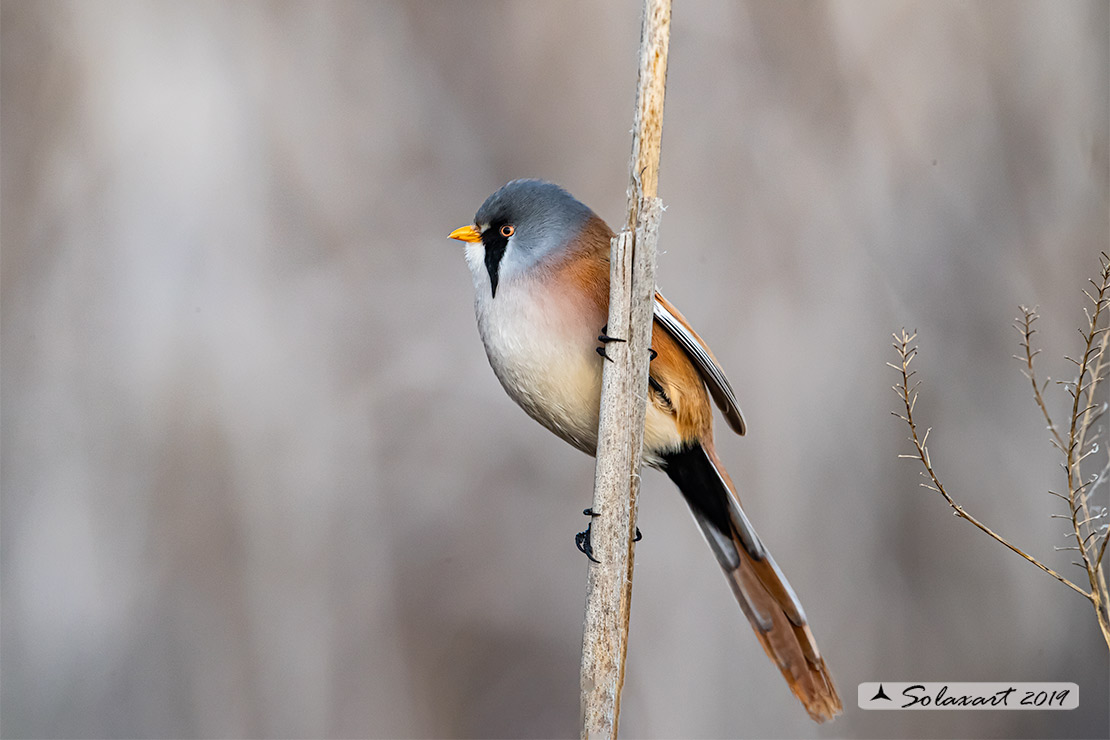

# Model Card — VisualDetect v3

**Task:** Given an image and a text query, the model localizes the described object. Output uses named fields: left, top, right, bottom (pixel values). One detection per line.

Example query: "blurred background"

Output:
left=2, top=1, right=1107, bottom=738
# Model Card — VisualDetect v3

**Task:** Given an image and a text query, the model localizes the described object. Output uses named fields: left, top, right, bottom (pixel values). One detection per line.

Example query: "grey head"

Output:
left=472, top=179, right=595, bottom=298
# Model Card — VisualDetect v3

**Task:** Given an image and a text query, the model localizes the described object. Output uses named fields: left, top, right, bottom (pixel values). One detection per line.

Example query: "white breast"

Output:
left=469, top=255, right=604, bottom=454
left=465, top=243, right=684, bottom=463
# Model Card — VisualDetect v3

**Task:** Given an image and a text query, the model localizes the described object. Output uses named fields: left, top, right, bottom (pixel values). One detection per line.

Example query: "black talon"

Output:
left=575, top=521, right=600, bottom=563
left=576, top=508, right=641, bottom=562
left=648, top=375, right=673, bottom=409
left=598, top=324, right=626, bottom=344
left=577, top=508, right=601, bottom=562
left=597, top=325, right=626, bottom=363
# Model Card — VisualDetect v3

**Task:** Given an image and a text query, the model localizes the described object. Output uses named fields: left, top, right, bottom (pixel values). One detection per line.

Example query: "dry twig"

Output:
left=889, top=330, right=1088, bottom=598
left=890, top=252, right=1110, bottom=649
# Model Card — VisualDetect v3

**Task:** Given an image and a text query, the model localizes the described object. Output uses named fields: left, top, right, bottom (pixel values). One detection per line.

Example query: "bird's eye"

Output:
left=500, top=224, right=515, bottom=237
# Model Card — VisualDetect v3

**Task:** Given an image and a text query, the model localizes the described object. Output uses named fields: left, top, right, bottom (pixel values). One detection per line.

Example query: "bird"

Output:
left=448, top=179, right=841, bottom=723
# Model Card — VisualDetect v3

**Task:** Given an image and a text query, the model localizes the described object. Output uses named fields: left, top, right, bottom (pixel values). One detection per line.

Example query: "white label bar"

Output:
left=858, top=683, right=1078, bottom=710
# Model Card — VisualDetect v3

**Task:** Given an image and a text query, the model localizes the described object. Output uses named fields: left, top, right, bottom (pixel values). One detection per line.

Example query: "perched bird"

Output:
left=449, top=179, right=841, bottom=722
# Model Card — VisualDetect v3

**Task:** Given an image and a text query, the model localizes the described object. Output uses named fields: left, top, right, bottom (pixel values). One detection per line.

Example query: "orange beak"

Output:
left=448, top=224, right=482, bottom=243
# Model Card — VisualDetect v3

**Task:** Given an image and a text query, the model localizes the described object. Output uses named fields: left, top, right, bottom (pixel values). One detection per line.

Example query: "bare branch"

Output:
left=1017, top=306, right=1065, bottom=449
left=1065, top=253, right=1110, bottom=602
left=890, top=329, right=1089, bottom=599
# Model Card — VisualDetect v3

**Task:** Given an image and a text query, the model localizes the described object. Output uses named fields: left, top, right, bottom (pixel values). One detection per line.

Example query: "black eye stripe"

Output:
left=482, top=223, right=511, bottom=298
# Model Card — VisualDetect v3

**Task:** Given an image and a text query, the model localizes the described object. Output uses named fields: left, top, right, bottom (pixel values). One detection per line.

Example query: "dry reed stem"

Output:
left=580, top=1, right=671, bottom=737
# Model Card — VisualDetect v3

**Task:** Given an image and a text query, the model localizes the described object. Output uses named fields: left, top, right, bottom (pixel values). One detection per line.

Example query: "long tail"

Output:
left=661, top=442, right=842, bottom=723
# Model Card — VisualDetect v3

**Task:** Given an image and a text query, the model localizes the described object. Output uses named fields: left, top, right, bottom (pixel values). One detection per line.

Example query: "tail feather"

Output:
left=662, top=443, right=842, bottom=723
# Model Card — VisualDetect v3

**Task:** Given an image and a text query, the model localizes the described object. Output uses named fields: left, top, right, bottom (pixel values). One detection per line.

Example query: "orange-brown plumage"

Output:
left=552, top=215, right=717, bottom=451
left=703, top=443, right=842, bottom=722
left=646, top=326, right=714, bottom=443
left=550, top=215, right=611, bottom=318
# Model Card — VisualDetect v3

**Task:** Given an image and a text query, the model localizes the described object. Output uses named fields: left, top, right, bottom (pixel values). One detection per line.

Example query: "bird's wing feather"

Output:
left=654, top=292, right=746, bottom=435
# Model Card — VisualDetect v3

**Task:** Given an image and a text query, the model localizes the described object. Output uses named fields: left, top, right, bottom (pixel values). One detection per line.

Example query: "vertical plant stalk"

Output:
left=1063, top=254, right=1110, bottom=640
left=580, top=1, right=671, bottom=737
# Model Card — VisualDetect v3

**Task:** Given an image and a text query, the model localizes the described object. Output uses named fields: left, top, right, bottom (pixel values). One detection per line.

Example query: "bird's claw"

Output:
left=575, top=508, right=642, bottom=562
left=575, top=522, right=600, bottom=563
left=596, top=324, right=626, bottom=362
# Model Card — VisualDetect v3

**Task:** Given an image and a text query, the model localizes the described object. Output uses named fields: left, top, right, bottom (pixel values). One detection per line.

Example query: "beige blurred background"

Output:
left=2, top=1, right=1107, bottom=738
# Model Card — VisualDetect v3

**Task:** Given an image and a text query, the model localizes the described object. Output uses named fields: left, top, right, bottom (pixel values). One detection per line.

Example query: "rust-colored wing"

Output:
left=654, top=292, right=746, bottom=435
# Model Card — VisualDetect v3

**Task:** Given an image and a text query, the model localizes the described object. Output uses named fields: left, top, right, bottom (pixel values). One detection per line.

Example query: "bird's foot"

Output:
left=596, top=324, right=626, bottom=362
left=575, top=508, right=642, bottom=563
left=595, top=326, right=657, bottom=364
left=576, top=508, right=600, bottom=562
